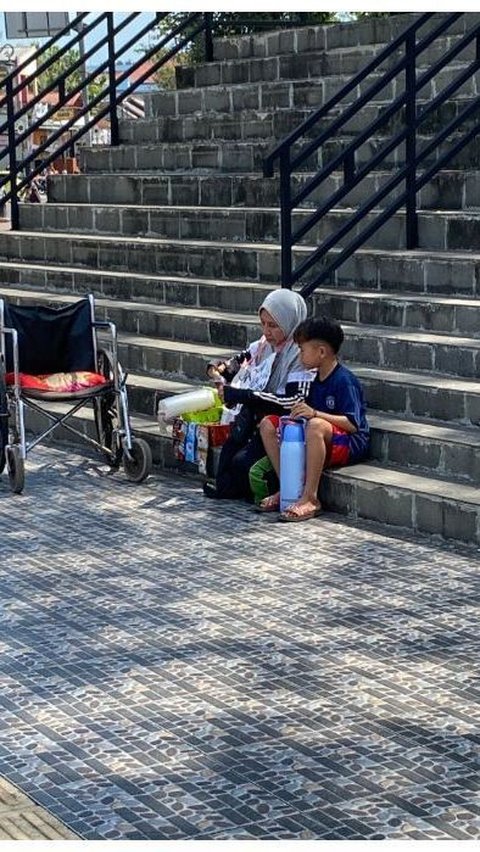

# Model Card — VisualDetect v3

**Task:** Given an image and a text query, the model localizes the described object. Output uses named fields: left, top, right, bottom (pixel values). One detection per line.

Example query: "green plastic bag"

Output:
left=249, top=455, right=279, bottom=505
left=182, top=389, right=223, bottom=424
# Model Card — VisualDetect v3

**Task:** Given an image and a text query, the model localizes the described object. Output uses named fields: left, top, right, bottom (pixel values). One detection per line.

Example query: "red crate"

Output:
left=208, top=423, right=231, bottom=447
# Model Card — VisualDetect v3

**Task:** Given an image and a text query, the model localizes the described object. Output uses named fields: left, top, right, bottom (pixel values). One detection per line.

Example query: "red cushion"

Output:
left=5, top=371, right=108, bottom=393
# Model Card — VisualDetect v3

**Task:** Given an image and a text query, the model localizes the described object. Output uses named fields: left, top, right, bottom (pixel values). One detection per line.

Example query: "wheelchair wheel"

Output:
left=93, top=349, right=122, bottom=468
left=0, top=368, right=7, bottom=476
left=6, top=445, right=24, bottom=494
left=123, top=437, right=152, bottom=483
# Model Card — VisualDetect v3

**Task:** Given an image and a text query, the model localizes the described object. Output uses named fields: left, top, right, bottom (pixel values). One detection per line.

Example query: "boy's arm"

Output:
left=290, top=400, right=357, bottom=432
left=291, top=372, right=365, bottom=433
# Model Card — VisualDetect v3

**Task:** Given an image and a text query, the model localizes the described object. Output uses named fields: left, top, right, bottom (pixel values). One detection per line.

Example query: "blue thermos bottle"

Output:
left=279, top=417, right=306, bottom=512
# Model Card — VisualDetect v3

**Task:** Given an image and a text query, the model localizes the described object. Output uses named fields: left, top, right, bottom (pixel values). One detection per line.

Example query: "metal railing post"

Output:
left=204, top=13, right=213, bottom=62
left=5, top=76, right=18, bottom=229
left=279, top=150, right=293, bottom=288
left=107, top=13, right=119, bottom=146
left=405, top=30, right=418, bottom=249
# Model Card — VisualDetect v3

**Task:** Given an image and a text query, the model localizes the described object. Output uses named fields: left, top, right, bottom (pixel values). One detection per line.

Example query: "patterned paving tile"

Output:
left=0, top=445, right=479, bottom=838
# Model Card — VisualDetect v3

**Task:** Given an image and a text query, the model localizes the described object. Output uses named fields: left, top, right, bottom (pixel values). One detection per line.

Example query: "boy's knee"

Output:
left=259, top=416, right=277, bottom=436
left=307, top=417, right=332, bottom=439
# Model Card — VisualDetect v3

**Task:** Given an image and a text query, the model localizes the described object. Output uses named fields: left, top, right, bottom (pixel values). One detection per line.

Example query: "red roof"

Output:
left=40, top=90, right=84, bottom=109
left=126, top=59, right=157, bottom=85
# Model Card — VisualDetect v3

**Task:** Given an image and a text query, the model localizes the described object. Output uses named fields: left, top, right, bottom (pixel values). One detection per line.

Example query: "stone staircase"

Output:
left=2, top=12, right=480, bottom=544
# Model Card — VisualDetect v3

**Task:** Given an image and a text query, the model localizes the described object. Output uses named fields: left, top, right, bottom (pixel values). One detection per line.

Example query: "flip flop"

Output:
left=255, top=494, right=280, bottom=513
left=278, top=506, right=322, bottom=523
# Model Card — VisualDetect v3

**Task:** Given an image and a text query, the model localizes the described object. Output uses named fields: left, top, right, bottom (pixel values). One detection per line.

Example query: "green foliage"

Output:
left=353, top=13, right=400, bottom=18
left=146, top=47, right=190, bottom=90
left=149, top=12, right=337, bottom=68
left=200, top=12, right=336, bottom=36
left=35, top=44, right=107, bottom=107
left=144, top=12, right=401, bottom=87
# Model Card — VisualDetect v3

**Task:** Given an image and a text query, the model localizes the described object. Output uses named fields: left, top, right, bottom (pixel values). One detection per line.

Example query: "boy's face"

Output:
left=298, top=339, right=332, bottom=369
left=259, top=309, right=286, bottom=347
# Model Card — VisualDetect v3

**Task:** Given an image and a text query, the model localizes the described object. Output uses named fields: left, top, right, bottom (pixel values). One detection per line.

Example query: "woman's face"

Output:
left=260, top=309, right=286, bottom=348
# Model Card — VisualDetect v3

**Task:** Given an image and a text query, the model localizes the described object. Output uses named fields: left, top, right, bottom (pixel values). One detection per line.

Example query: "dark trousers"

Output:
left=215, top=430, right=266, bottom=501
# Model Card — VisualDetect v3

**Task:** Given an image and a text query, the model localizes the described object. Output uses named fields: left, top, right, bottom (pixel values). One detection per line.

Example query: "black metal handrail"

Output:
left=263, top=13, right=480, bottom=297
left=0, top=12, right=214, bottom=228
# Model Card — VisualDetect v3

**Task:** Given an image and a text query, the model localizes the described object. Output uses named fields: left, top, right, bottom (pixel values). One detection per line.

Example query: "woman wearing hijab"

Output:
left=204, top=288, right=309, bottom=501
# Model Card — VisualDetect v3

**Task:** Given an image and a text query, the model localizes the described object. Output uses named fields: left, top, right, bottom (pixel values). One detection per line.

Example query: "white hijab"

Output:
left=258, top=289, right=307, bottom=393
left=259, top=289, right=308, bottom=339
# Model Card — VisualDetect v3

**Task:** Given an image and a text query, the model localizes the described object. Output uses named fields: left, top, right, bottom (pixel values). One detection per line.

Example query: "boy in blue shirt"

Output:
left=255, top=316, right=369, bottom=521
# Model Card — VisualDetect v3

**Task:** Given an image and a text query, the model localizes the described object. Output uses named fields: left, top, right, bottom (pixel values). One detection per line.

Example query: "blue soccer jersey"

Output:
left=305, top=364, right=370, bottom=461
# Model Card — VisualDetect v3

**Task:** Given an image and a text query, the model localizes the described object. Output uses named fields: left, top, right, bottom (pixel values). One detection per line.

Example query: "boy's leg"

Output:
left=259, top=416, right=280, bottom=476
left=281, top=418, right=333, bottom=520
left=257, top=415, right=281, bottom=510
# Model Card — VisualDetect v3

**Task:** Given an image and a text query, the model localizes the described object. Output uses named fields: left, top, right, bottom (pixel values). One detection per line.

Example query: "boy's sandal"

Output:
left=278, top=503, right=322, bottom=523
left=255, top=493, right=280, bottom=513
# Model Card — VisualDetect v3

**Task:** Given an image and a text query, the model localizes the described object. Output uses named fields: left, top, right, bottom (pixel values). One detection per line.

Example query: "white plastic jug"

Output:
left=279, top=417, right=306, bottom=512
left=157, top=387, right=216, bottom=422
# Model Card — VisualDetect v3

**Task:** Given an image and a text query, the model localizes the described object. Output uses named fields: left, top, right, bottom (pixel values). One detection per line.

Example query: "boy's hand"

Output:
left=215, top=382, right=225, bottom=402
left=290, top=401, right=316, bottom=419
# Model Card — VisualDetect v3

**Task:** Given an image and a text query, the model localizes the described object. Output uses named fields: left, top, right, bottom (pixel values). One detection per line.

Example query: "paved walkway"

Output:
left=0, top=775, right=76, bottom=839
left=0, top=444, right=480, bottom=840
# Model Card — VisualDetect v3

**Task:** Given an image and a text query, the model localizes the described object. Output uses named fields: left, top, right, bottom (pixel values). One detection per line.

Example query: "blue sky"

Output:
left=0, top=12, right=155, bottom=64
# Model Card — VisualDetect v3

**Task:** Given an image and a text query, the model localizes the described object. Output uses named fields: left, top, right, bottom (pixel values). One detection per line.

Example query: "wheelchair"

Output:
left=0, top=294, right=152, bottom=493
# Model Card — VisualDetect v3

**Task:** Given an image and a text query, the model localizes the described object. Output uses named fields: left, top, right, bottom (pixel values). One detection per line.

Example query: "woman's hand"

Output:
left=290, top=401, right=316, bottom=419
left=207, top=365, right=225, bottom=382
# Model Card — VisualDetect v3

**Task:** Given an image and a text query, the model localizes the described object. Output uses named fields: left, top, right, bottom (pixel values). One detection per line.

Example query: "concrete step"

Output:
left=355, top=364, right=480, bottom=425
left=78, top=132, right=480, bottom=175
left=147, top=69, right=480, bottom=128
left=211, top=14, right=479, bottom=60
left=5, top=272, right=480, bottom=345
left=323, top=460, right=480, bottom=545
left=19, top=203, right=480, bottom=253
left=27, top=399, right=480, bottom=546
left=212, top=14, right=420, bottom=59
left=53, top=356, right=480, bottom=485
left=4, top=283, right=480, bottom=390
left=3, top=231, right=480, bottom=297
left=108, top=364, right=480, bottom=487
left=121, top=96, right=480, bottom=148
left=4, top=285, right=480, bottom=492
left=6, top=279, right=480, bottom=381
left=2, top=275, right=480, bottom=338
left=340, top=93, right=478, bottom=136
left=342, top=325, right=480, bottom=379
left=0, top=286, right=257, bottom=350
left=369, top=411, right=480, bottom=484
left=119, top=108, right=316, bottom=146
left=182, top=44, right=399, bottom=89
left=174, top=50, right=480, bottom=98
left=0, top=262, right=273, bottom=313
left=78, top=139, right=278, bottom=174
left=47, top=169, right=480, bottom=212
left=31, top=364, right=480, bottom=486
left=125, top=377, right=480, bottom=486
left=315, top=288, right=480, bottom=336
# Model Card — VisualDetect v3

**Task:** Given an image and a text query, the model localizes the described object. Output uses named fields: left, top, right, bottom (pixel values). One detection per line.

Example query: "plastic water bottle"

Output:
left=279, top=417, right=306, bottom=512
left=158, top=387, right=216, bottom=422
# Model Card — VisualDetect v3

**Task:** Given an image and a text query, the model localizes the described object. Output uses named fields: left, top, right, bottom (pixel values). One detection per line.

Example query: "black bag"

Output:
left=230, top=404, right=256, bottom=446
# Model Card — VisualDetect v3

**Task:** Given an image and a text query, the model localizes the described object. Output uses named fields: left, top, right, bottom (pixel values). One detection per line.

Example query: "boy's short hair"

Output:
left=294, top=316, right=344, bottom=353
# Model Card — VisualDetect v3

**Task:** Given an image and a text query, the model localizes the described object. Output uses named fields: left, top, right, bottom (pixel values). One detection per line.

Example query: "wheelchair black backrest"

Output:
left=3, top=297, right=96, bottom=375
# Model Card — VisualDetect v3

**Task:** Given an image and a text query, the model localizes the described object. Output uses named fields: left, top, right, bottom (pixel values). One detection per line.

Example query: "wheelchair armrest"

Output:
left=92, top=322, right=119, bottom=387
left=93, top=320, right=117, bottom=335
left=1, top=327, right=20, bottom=388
